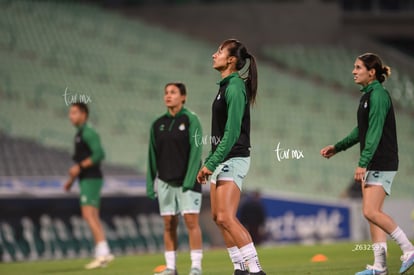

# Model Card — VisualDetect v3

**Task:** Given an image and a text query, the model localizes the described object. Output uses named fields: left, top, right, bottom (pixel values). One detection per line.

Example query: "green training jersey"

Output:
left=147, top=107, right=203, bottom=199
left=72, top=123, right=105, bottom=179
left=204, top=72, right=251, bottom=172
left=335, top=80, right=398, bottom=170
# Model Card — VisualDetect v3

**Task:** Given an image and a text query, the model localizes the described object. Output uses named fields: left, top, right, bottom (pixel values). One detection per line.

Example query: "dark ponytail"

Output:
left=358, top=53, right=391, bottom=83
left=221, top=39, right=258, bottom=105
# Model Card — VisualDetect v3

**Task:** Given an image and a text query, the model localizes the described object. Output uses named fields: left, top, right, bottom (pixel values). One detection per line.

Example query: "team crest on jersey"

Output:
left=159, top=124, right=165, bottom=131
left=363, top=101, right=368, bottom=109
left=179, top=123, right=186, bottom=131
left=217, top=94, right=221, bottom=100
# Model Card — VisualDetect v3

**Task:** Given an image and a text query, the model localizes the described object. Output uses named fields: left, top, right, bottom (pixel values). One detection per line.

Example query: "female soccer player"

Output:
left=64, top=102, right=114, bottom=269
left=321, top=53, right=414, bottom=275
left=147, top=83, right=203, bottom=275
left=197, top=39, right=266, bottom=275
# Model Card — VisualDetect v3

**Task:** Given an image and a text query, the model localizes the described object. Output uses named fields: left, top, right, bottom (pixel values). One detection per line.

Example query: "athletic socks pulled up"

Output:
left=391, top=226, right=414, bottom=254
left=239, top=243, right=263, bottom=273
left=165, top=251, right=177, bottom=270
left=190, top=249, right=203, bottom=270
left=165, top=250, right=201, bottom=271
left=227, top=246, right=246, bottom=271
left=95, top=240, right=110, bottom=258
left=373, top=242, right=387, bottom=269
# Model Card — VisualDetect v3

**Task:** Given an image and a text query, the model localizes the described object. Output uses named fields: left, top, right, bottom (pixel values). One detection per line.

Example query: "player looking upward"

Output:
left=197, top=39, right=266, bottom=275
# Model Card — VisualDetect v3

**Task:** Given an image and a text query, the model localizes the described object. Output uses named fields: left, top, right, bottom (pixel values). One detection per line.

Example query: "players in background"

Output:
left=197, top=39, right=266, bottom=275
left=147, top=83, right=203, bottom=275
left=321, top=53, right=414, bottom=275
left=64, top=102, right=114, bottom=269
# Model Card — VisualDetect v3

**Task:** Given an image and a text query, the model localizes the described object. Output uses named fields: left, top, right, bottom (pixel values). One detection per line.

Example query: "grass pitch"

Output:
left=0, top=242, right=407, bottom=275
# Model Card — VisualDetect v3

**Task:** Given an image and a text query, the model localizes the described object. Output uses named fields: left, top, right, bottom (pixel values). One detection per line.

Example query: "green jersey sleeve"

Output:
left=82, top=126, right=105, bottom=164
left=183, top=111, right=203, bottom=190
left=358, top=90, right=390, bottom=168
left=146, top=123, right=157, bottom=199
left=204, top=82, right=246, bottom=172
left=334, top=127, right=359, bottom=153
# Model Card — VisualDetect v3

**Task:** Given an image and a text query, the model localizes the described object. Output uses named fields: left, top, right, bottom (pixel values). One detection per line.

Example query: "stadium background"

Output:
left=0, top=0, right=414, bottom=263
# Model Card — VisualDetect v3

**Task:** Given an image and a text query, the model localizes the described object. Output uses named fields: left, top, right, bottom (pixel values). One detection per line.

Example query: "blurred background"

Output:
left=0, top=0, right=413, bottom=262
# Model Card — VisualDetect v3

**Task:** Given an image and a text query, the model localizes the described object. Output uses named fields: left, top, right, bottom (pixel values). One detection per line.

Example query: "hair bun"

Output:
left=358, top=53, right=390, bottom=83
left=382, top=65, right=391, bottom=77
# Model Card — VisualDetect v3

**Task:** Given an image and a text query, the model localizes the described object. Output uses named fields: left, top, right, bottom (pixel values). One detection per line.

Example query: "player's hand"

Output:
left=64, top=179, right=74, bottom=192
left=354, top=167, right=367, bottom=183
left=146, top=190, right=157, bottom=200
left=320, top=145, right=337, bottom=159
left=69, top=164, right=81, bottom=178
left=197, top=166, right=212, bottom=184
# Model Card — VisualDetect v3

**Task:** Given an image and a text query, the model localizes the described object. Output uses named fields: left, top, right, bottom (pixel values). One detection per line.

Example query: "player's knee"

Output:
left=214, top=213, right=232, bottom=229
left=81, top=209, right=93, bottom=221
left=363, top=207, right=379, bottom=222
left=185, top=220, right=198, bottom=231
left=184, top=216, right=198, bottom=230
left=163, top=216, right=178, bottom=232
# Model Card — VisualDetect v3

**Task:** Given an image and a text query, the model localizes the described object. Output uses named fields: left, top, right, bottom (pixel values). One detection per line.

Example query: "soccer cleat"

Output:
left=355, top=264, right=388, bottom=275
left=155, top=268, right=178, bottom=275
left=84, top=254, right=114, bottom=269
left=249, top=271, right=266, bottom=275
left=400, top=250, right=414, bottom=274
left=233, top=270, right=249, bottom=275
left=189, top=268, right=202, bottom=275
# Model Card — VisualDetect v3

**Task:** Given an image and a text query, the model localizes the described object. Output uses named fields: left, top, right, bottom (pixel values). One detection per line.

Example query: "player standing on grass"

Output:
left=321, top=53, right=414, bottom=275
left=147, top=83, right=204, bottom=275
left=64, top=102, right=114, bottom=269
left=197, top=39, right=266, bottom=275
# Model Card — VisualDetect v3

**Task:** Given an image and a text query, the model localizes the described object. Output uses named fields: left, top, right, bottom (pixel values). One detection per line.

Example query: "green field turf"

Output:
left=0, top=242, right=409, bottom=275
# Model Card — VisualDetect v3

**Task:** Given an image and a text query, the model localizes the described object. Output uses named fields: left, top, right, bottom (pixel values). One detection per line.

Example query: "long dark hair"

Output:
left=358, top=53, right=391, bottom=83
left=221, top=39, right=258, bottom=105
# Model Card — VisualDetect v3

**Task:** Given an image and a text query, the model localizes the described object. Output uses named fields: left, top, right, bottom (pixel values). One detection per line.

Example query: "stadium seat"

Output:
left=21, top=216, right=40, bottom=261
left=0, top=222, right=25, bottom=261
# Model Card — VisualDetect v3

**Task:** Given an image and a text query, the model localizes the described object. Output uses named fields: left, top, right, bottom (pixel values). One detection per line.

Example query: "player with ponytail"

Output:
left=321, top=53, right=414, bottom=275
left=197, top=39, right=265, bottom=275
